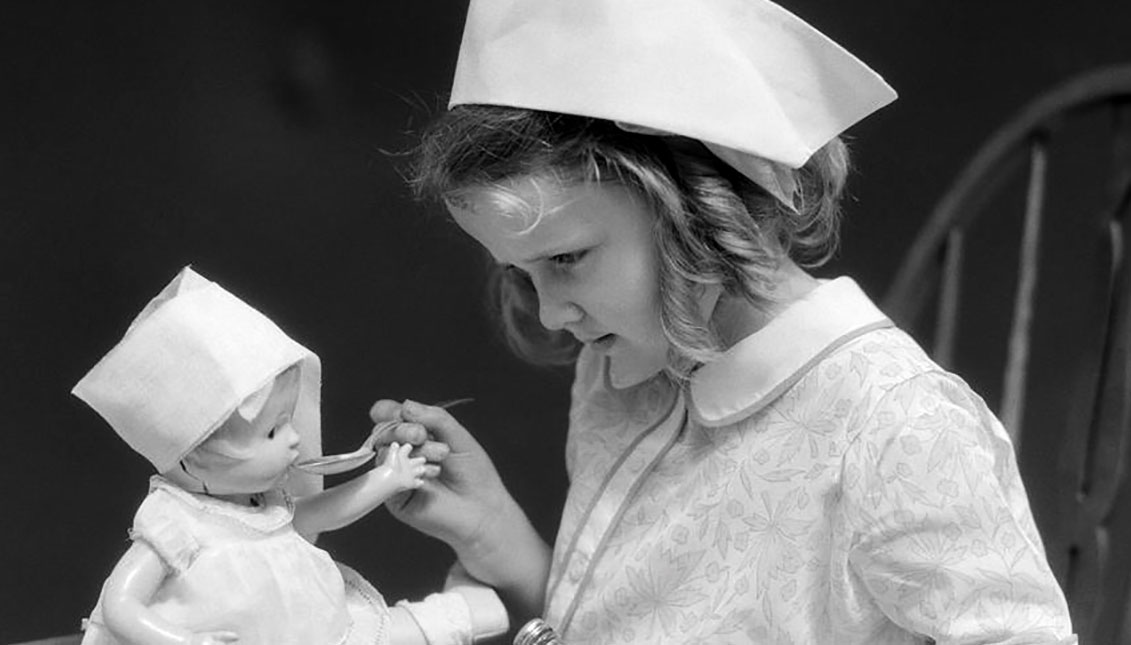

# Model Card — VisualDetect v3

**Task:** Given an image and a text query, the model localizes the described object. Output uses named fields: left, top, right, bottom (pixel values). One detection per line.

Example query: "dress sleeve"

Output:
left=129, top=488, right=201, bottom=575
left=841, top=371, right=1076, bottom=644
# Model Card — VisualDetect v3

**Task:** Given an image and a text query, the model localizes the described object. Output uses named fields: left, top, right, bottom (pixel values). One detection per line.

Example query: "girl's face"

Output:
left=449, top=177, right=668, bottom=383
left=196, top=368, right=302, bottom=498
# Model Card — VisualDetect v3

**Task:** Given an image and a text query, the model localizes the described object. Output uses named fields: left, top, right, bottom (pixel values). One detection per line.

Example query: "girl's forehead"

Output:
left=452, top=177, right=642, bottom=230
left=449, top=178, right=627, bottom=261
left=450, top=176, right=573, bottom=224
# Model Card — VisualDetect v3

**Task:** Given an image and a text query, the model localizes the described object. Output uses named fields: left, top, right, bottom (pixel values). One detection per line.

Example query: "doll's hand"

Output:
left=189, top=631, right=240, bottom=644
left=378, top=442, right=428, bottom=492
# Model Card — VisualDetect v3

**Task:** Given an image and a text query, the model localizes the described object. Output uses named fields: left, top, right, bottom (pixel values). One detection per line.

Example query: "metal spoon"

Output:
left=293, top=398, right=473, bottom=476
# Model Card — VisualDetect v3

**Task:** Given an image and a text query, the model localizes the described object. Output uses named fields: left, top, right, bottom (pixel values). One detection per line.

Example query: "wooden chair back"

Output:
left=883, top=65, right=1131, bottom=644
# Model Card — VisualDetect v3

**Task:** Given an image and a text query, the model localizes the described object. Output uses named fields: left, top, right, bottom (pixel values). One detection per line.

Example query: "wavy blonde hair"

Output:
left=412, top=106, right=850, bottom=380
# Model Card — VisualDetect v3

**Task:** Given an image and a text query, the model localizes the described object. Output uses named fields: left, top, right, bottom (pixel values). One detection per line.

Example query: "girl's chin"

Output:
left=607, top=340, right=669, bottom=389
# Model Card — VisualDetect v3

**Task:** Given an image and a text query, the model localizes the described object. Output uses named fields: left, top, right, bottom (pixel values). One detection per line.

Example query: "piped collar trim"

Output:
left=688, top=277, right=892, bottom=427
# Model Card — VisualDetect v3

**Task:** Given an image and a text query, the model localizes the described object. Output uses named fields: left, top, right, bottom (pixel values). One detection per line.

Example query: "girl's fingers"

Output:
left=369, top=399, right=402, bottom=424
left=412, top=440, right=451, bottom=462
left=388, top=422, right=429, bottom=446
left=400, top=399, right=477, bottom=449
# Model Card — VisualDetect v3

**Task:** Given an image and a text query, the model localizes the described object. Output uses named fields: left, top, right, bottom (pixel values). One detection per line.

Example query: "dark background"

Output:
left=2, top=1, right=1129, bottom=642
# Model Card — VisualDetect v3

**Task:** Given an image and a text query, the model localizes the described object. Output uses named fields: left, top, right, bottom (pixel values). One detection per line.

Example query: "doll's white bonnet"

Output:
left=72, top=266, right=323, bottom=497
left=449, top=0, right=897, bottom=206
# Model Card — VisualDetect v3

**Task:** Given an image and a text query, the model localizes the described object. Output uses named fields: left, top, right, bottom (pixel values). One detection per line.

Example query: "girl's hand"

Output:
left=369, top=400, right=513, bottom=550
left=377, top=442, right=428, bottom=492
left=190, top=631, right=240, bottom=644
left=369, top=399, right=550, bottom=613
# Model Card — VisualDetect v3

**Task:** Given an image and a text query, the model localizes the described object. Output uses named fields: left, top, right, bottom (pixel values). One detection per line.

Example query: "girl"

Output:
left=75, top=267, right=506, bottom=645
left=372, top=0, right=1077, bottom=643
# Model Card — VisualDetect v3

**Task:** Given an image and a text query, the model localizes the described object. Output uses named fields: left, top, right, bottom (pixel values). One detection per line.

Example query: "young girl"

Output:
left=370, top=0, right=1078, bottom=643
left=74, top=267, right=507, bottom=645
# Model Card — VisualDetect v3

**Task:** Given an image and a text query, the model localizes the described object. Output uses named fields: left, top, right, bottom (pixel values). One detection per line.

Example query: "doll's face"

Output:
left=191, top=367, right=302, bottom=498
left=449, top=176, right=669, bottom=382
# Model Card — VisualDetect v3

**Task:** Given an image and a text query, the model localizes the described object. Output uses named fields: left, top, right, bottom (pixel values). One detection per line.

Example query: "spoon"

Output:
left=293, top=398, right=473, bottom=476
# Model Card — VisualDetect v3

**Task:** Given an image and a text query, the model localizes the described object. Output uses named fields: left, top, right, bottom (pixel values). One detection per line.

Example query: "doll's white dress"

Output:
left=81, top=476, right=388, bottom=645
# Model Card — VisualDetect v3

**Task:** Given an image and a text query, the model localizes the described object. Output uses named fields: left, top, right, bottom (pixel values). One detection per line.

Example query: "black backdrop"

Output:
left=2, top=1, right=1128, bottom=642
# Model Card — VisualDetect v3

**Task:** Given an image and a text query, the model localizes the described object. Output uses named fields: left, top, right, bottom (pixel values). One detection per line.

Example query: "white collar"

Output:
left=688, top=277, right=892, bottom=427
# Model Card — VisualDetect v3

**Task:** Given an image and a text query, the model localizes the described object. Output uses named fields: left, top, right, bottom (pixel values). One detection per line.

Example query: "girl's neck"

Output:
left=711, top=260, right=819, bottom=349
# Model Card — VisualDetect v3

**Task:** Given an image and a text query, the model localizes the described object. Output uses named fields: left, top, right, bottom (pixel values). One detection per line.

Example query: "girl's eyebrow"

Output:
left=517, top=241, right=589, bottom=265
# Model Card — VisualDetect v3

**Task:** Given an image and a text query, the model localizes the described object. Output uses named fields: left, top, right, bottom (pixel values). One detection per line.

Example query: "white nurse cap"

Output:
left=449, top=0, right=897, bottom=206
left=72, top=266, right=323, bottom=497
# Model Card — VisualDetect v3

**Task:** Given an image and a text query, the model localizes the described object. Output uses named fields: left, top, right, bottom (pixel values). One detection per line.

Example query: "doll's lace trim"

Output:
left=339, top=562, right=390, bottom=645
left=146, top=475, right=293, bottom=533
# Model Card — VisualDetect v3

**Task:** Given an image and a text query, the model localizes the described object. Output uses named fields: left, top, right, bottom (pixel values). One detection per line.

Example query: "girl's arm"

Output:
left=844, top=375, right=1075, bottom=642
left=293, top=442, right=426, bottom=537
left=372, top=400, right=553, bottom=622
left=101, top=542, right=239, bottom=645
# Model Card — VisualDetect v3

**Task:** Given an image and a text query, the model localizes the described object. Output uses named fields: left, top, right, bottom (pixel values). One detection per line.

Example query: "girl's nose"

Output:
left=538, top=294, right=584, bottom=331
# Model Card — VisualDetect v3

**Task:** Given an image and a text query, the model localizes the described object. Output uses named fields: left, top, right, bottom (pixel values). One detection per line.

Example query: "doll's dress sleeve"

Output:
left=128, top=479, right=203, bottom=573
left=79, top=479, right=203, bottom=645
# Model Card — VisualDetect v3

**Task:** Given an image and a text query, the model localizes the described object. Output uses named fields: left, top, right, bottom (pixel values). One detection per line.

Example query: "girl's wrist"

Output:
left=453, top=497, right=551, bottom=617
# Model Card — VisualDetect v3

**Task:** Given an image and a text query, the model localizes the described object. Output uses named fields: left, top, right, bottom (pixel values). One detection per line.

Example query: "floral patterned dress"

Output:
left=544, top=277, right=1075, bottom=644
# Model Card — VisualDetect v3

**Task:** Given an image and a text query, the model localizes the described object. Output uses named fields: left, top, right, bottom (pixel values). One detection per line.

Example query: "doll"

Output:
left=74, top=266, right=507, bottom=645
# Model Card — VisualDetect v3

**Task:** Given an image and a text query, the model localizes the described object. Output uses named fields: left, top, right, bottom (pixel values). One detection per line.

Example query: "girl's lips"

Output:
left=591, top=333, right=616, bottom=351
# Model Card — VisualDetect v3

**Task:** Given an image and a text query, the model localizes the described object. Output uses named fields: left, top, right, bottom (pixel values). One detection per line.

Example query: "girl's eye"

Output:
left=549, top=250, right=587, bottom=267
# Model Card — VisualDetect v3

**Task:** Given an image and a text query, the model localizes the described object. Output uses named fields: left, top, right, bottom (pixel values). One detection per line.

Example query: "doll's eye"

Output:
left=267, top=427, right=277, bottom=439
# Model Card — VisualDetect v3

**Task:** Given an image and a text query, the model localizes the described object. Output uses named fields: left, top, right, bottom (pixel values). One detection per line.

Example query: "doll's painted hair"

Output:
left=411, top=105, right=850, bottom=379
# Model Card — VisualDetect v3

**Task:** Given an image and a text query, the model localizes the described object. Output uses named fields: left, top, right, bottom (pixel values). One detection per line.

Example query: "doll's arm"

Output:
left=385, top=581, right=511, bottom=645
left=100, top=541, right=239, bottom=645
left=293, top=442, right=426, bottom=537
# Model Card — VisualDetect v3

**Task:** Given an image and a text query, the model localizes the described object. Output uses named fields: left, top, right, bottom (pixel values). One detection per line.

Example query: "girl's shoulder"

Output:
left=814, top=325, right=947, bottom=399
left=829, top=326, right=1006, bottom=448
left=792, top=325, right=984, bottom=432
